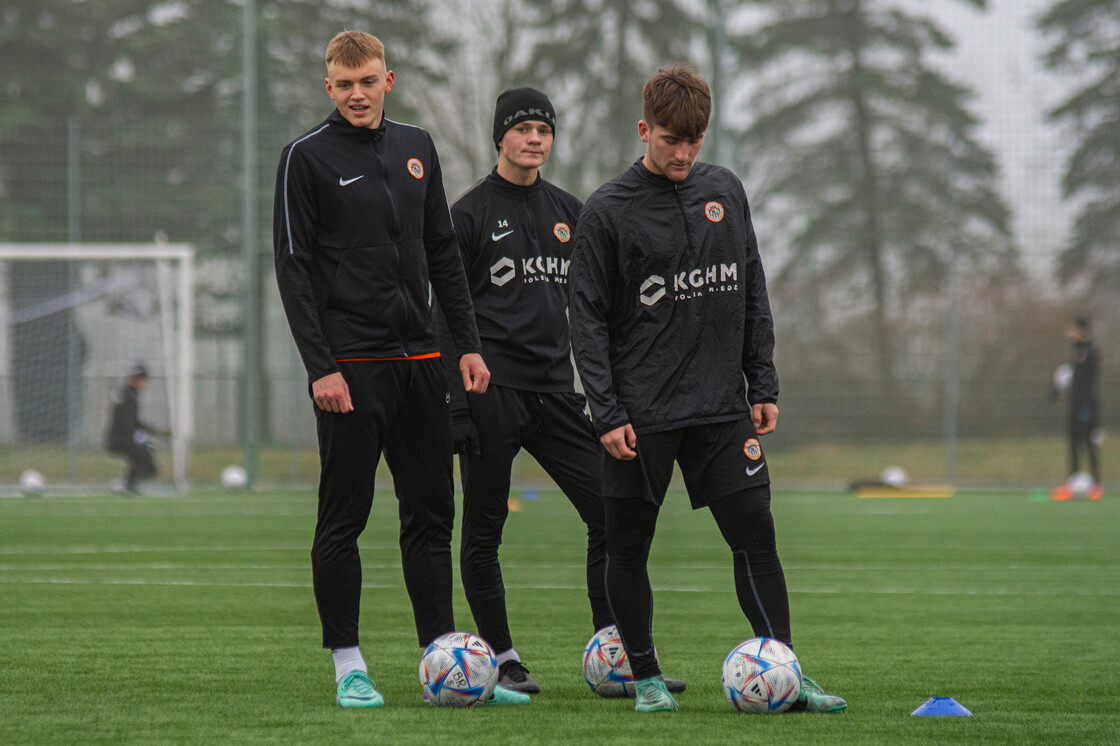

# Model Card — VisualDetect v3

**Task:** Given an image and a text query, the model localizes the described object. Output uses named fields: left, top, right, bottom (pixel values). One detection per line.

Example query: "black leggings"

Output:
left=604, top=484, right=791, bottom=679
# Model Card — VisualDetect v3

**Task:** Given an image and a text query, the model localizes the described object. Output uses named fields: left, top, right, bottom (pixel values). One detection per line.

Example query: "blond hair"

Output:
left=325, top=31, right=385, bottom=69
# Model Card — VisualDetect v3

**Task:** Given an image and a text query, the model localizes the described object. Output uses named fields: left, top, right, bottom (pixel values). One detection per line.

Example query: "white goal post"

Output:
left=0, top=243, right=194, bottom=493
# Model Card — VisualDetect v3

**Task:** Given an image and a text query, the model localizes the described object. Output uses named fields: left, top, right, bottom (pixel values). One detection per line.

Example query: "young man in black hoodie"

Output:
left=273, top=30, right=526, bottom=708
left=570, top=64, right=846, bottom=714
left=441, top=88, right=685, bottom=697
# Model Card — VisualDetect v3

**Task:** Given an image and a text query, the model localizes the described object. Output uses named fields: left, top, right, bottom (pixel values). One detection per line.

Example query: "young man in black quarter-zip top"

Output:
left=437, top=88, right=686, bottom=697
left=273, top=30, right=528, bottom=709
left=569, top=64, right=847, bottom=714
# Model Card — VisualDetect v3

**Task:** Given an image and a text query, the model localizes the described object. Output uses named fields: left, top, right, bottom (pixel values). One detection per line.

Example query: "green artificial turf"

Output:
left=1, top=488, right=1117, bottom=744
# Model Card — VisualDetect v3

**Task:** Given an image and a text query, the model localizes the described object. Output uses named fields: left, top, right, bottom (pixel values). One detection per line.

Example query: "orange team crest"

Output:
left=743, top=438, right=762, bottom=460
left=705, top=201, right=725, bottom=222
left=407, top=158, right=424, bottom=179
left=553, top=223, right=571, bottom=242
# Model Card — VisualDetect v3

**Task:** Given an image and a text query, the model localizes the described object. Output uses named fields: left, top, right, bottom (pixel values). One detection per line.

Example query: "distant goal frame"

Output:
left=0, top=243, right=195, bottom=493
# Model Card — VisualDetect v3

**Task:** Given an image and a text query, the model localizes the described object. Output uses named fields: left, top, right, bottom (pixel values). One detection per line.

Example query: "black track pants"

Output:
left=311, top=358, right=456, bottom=650
left=604, top=483, right=790, bottom=679
left=459, top=386, right=611, bottom=654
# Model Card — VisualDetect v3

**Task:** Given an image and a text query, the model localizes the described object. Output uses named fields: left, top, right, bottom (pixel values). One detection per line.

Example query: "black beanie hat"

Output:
left=492, top=87, right=556, bottom=150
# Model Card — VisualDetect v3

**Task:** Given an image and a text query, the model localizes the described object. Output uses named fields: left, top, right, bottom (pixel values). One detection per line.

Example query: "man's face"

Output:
left=325, top=58, right=394, bottom=129
left=639, top=121, right=705, bottom=182
left=498, top=120, right=554, bottom=173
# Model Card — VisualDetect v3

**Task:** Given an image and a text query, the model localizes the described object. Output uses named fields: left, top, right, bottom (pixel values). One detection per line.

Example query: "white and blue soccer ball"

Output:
left=220, top=465, right=249, bottom=491
left=19, top=469, right=45, bottom=496
left=419, top=631, right=498, bottom=707
left=583, top=625, right=635, bottom=698
left=1053, top=363, right=1073, bottom=392
left=722, top=637, right=802, bottom=714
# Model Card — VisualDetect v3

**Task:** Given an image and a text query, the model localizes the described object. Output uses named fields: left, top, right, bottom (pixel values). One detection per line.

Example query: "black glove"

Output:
left=451, top=410, right=481, bottom=459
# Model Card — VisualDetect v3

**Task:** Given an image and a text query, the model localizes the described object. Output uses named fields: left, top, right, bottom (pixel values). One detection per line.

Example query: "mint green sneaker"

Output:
left=634, top=676, right=678, bottom=712
left=794, top=675, right=846, bottom=713
left=485, top=684, right=531, bottom=706
left=336, top=670, right=385, bottom=708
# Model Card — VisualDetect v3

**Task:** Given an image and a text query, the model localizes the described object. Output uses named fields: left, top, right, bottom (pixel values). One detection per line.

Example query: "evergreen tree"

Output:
left=1038, top=0, right=1120, bottom=293
left=730, top=0, right=1014, bottom=392
left=513, top=0, right=703, bottom=195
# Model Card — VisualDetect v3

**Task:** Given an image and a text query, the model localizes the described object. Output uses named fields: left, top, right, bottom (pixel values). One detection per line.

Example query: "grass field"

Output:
left=2, top=486, right=1118, bottom=745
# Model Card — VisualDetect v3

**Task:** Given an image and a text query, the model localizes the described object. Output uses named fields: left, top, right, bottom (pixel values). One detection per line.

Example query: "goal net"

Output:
left=0, top=244, right=194, bottom=494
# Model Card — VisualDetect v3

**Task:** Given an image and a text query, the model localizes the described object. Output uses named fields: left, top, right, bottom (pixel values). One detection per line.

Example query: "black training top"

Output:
left=1070, top=339, right=1100, bottom=420
left=570, top=159, right=778, bottom=437
left=446, top=170, right=583, bottom=392
left=273, top=109, right=480, bottom=385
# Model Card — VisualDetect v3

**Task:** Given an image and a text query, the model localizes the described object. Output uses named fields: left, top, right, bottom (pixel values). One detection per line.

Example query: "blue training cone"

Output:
left=911, top=697, right=972, bottom=716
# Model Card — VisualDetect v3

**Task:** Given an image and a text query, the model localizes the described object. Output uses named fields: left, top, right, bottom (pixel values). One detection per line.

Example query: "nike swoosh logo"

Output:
left=339, top=175, right=365, bottom=186
left=745, top=462, right=765, bottom=476
left=491, top=230, right=514, bottom=242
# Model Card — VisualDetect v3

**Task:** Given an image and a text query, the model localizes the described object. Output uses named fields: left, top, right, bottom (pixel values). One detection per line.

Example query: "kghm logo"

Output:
left=640, top=275, right=666, bottom=306
left=705, top=201, right=725, bottom=222
left=490, top=257, right=516, bottom=286
left=407, top=158, right=424, bottom=179
left=672, top=263, right=737, bottom=293
left=553, top=223, right=571, bottom=242
left=640, top=264, right=739, bottom=305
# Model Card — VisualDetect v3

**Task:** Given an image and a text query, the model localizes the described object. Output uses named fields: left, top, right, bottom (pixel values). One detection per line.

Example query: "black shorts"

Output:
left=600, top=417, right=770, bottom=508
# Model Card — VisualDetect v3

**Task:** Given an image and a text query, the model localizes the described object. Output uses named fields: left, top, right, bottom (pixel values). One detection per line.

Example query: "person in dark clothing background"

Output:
left=1051, top=315, right=1104, bottom=501
left=104, top=363, right=158, bottom=494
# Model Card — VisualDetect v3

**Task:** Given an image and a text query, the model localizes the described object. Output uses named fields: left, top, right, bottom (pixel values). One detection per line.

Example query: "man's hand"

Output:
left=312, top=372, right=353, bottom=413
left=451, top=410, right=481, bottom=459
left=601, top=424, right=638, bottom=461
left=460, top=353, right=490, bottom=394
left=752, top=402, right=779, bottom=435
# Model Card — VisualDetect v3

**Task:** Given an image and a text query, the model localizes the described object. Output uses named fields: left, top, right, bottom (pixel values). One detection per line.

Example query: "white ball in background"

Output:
left=1053, top=363, right=1073, bottom=392
left=220, top=465, right=249, bottom=491
left=20, top=469, right=45, bottom=496
left=880, top=466, right=909, bottom=487
left=1068, top=471, right=1094, bottom=497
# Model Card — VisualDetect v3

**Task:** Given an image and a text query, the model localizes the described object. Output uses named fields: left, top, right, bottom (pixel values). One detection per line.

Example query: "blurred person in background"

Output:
left=104, top=363, right=159, bottom=494
left=1051, top=315, right=1103, bottom=501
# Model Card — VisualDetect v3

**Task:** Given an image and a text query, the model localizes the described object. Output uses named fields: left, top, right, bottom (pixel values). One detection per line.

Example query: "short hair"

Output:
left=642, top=63, right=711, bottom=139
left=1073, top=315, right=1091, bottom=331
left=325, top=31, right=385, bottom=70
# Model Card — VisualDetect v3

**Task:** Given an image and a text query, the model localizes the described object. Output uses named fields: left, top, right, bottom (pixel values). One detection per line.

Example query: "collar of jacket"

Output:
left=485, top=168, right=543, bottom=196
left=328, top=108, right=388, bottom=141
left=632, top=157, right=695, bottom=188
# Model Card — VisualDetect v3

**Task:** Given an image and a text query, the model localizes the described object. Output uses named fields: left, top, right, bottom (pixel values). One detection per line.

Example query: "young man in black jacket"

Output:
left=569, top=64, right=846, bottom=713
left=439, top=88, right=685, bottom=696
left=273, top=31, right=524, bottom=708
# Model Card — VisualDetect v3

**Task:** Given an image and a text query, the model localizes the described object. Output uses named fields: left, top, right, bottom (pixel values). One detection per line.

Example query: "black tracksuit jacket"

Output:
left=274, top=110, right=480, bottom=384
left=446, top=170, right=582, bottom=392
left=570, top=159, right=778, bottom=437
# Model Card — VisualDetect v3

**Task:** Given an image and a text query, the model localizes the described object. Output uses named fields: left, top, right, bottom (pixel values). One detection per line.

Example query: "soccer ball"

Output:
left=1053, top=363, right=1073, bottom=392
left=220, top=465, right=249, bottom=490
left=722, top=637, right=802, bottom=714
left=419, top=631, right=498, bottom=707
left=583, top=625, right=635, bottom=698
left=881, top=465, right=908, bottom=487
left=1068, top=471, right=1094, bottom=498
left=19, top=469, right=45, bottom=496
